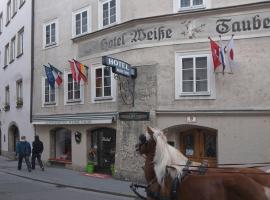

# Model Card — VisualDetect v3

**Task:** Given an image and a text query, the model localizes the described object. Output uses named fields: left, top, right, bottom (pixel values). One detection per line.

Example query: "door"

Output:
left=180, top=129, right=217, bottom=167
left=91, top=128, right=116, bottom=173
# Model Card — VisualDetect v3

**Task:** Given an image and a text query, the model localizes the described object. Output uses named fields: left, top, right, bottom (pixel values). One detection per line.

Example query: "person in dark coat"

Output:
left=16, top=136, right=32, bottom=172
left=31, top=135, right=44, bottom=171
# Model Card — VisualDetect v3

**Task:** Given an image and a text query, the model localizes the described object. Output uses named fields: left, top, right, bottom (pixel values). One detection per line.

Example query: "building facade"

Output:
left=0, top=0, right=34, bottom=157
left=33, top=0, right=270, bottom=181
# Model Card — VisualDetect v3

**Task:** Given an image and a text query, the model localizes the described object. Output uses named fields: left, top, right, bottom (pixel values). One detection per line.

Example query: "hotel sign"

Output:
left=102, top=56, right=137, bottom=78
left=119, top=112, right=150, bottom=121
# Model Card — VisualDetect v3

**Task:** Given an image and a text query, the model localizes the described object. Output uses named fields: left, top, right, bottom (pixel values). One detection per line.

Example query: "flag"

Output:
left=48, top=63, right=63, bottom=86
left=219, top=40, right=226, bottom=74
left=73, top=59, right=88, bottom=84
left=69, top=60, right=77, bottom=82
left=225, top=36, right=234, bottom=64
left=44, top=65, right=55, bottom=88
left=209, top=37, right=221, bottom=71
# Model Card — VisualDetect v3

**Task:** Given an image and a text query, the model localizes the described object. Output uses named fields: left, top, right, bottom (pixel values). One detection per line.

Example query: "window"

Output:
left=12, top=0, right=17, bottom=17
left=175, top=52, right=215, bottom=99
left=43, top=19, right=58, bottom=48
left=16, top=79, right=23, bottom=107
left=19, top=0, right=25, bottom=8
left=99, top=0, right=120, bottom=28
left=44, top=78, right=55, bottom=104
left=178, top=0, right=205, bottom=10
left=6, top=1, right=11, bottom=25
left=72, top=7, right=90, bottom=37
left=67, top=74, right=81, bottom=101
left=4, top=43, right=9, bottom=66
left=17, top=27, right=24, bottom=56
left=5, top=86, right=10, bottom=111
left=0, top=13, right=3, bottom=34
left=10, top=36, right=16, bottom=62
left=95, top=66, right=112, bottom=98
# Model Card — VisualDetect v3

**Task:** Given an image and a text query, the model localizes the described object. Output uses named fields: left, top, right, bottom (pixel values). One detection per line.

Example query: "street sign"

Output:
left=118, top=112, right=150, bottom=121
left=102, top=56, right=137, bottom=78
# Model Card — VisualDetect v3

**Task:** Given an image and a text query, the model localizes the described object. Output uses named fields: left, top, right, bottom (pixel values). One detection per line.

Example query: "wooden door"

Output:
left=180, top=129, right=217, bottom=167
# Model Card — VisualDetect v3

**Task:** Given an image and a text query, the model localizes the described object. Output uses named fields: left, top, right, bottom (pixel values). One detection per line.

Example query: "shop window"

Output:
left=52, top=128, right=72, bottom=161
left=175, top=52, right=216, bottom=99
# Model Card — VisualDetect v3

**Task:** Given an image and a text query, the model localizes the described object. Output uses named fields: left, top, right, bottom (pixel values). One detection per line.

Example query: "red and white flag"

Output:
left=225, top=36, right=234, bottom=63
left=69, top=60, right=78, bottom=82
left=209, top=37, right=221, bottom=71
left=48, top=63, right=63, bottom=86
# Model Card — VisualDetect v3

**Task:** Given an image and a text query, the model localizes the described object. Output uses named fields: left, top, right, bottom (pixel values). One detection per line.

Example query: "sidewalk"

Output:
left=0, top=156, right=136, bottom=198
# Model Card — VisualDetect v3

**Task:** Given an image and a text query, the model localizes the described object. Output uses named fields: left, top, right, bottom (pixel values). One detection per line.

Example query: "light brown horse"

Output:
left=135, top=126, right=270, bottom=200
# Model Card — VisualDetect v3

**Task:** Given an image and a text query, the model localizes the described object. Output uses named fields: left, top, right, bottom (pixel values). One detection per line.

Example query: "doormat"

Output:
left=82, top=173, right=112, bottom=179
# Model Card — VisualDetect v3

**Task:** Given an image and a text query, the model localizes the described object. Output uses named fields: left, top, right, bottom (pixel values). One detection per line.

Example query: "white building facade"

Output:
left=32, top=0, right=270, bottom=181
left=0, top=0, right=34, bottom=157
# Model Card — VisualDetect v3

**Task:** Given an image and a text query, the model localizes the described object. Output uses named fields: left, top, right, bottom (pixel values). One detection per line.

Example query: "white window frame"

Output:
left=173, top=0, right=207, bottom=12
left=64, top=72, right=84, bottom=105
left=6, top=0, right=11, bottom=24
left=10, top=36, right=16, bottom=62
left=91, top=65, right=116, bottom=103
left=72, top=6, right=91, bottom=38
left=98, top=0, right=120, bottom=29
left=12, top=0, right=17, bottom=17
left=175, top=51, right=216, bottom=100
left=42, top=77, right=57, bottom=106
left=0, top=13, right=3, bottom=34
left=4, top=43, right=9, bottom=66
left=16, top=79, right=23, bottom=100
left=19, top=0, right=25, bottom=8
left=43, top=19, right=58, bottom=48
left=17, top=27, right=24, bottom=56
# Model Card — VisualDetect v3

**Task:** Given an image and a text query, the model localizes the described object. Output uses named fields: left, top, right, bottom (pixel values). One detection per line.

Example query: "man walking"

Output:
left=31, top=135, right=44, bottom=171
left=16, top=136, right=31, bottom=172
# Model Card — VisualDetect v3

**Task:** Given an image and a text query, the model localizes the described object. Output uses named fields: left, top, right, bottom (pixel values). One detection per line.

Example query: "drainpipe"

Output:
left=30, top=0, right=34, bottom=123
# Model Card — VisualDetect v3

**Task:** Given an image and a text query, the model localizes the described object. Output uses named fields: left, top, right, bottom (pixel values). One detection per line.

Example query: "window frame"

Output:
left=4, top=43, right=9, bottom=67
left=12, top=0, right=17, bottom=18
left=175, top=51, right=216, bottom=100
left=6, top=0, right=11, bottom=25
left=42, top=77, right=57, bottom=106
left=0, top=12, right=3, bottom=34
left=10, top=36, right=16, bottom=63
left=43, top=19, right=58, bottom=48
left=17, top=27, right=24, bottom=57
left=98, top=0, right=120, bottom=29
left=91, top=65, right=116, bottom=103
left=64, top=72, right=84, bottom=105
left=5, top=85, right=10, bottom=105
left=72, top=6, right=91, bottom=38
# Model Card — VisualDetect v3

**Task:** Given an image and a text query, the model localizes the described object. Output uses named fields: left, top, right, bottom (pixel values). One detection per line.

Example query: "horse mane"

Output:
left=152, top=128, right=188, bottom=185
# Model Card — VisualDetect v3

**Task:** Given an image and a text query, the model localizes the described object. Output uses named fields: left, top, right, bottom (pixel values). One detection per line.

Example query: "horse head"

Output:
left=135, top=126, right=157, bottom=156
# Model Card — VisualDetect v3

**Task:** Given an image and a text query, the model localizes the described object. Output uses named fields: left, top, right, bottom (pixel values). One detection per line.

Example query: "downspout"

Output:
left=30, top=0, right=34, bottom=130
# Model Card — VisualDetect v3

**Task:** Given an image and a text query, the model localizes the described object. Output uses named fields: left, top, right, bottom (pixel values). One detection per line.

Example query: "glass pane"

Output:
left=183, top=134, right=194, bottom=156
left=104, top=77, right=111, bottom=86
left=110, top=0, right=115, bottom=7
left=110, top=15, right=116, bottom=24
left=82, top=11, right=87, bottom=33
left=96, top=68, right=102, bottom=78
left=51, top=23, right=55, bottom=43
left=204, top=133, right=216, bottom=158
left=104, top=87, right=111, bottom=96
left=182, top=58, right=193, bottom=69
left=196, top=57, right=207, bottom=69
left=183, top=69, right=193, bottom=81
left=181, top=0, right=190, bottom=7
left=68, top=91, right=73, bottom=100
left=182, top=81, right=193, bottom=92
left=96, top=77, right=102, bottom=87
left=96, top=88, right=102, bottom=97
left=46, top=25, right=50, bottom=44
left=196, top=68, right=207, bottom=80
left=50, top=88, right=55, bottom=102
left=193, top=0, right=203, bottom=6
left=103, top=3, right=109, bottom=26
left=104, top=67, right=110, bottom=76
left=76, top=14, right=81, bottom=35
left=196, top=80, right=207, bottom=92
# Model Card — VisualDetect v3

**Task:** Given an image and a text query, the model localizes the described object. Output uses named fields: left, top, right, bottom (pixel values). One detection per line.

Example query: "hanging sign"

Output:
left=74, top=131, right=82, bottom=144
left=102, top=56, right=137, bottom=78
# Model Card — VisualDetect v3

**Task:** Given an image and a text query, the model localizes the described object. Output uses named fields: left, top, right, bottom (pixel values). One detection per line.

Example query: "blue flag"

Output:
left=44, top=65, right=55, bottom=88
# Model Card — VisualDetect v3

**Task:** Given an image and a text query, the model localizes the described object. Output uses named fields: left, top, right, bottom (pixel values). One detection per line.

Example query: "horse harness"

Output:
left=130, top=160, right=208, bottom=200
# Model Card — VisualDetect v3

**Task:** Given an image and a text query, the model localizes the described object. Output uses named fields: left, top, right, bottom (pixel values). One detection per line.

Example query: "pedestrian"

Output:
left=31, top=135, right=44, bottom=171
left=16, top=136, right=32, bottom=172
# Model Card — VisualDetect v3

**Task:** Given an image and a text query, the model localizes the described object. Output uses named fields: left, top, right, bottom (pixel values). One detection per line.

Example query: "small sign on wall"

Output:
left=187, top=116, right=197, bottom=123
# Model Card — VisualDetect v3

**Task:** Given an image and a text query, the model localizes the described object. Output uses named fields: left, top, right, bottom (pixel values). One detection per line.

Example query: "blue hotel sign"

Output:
left=102, top=56, right=137, bottom=78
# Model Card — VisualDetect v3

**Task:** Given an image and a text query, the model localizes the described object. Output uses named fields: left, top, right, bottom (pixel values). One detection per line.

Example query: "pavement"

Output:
left=0, top=156, right=137, bottom=199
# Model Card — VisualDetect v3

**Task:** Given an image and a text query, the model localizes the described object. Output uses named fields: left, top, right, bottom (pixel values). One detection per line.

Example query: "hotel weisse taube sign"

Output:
left=78, top=10, right=270, bottom=57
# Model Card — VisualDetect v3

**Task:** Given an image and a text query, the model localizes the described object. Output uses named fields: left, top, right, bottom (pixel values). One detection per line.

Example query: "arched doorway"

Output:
left=89, top=128, right=116, bottom=173
left=180, top=128, right=217, bottom=166
left=8, top=125, right=20, bottom=153
left=50, top=128, right=72, bottom=162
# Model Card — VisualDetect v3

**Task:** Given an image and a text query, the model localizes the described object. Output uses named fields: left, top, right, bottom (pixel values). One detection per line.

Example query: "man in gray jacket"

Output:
left=16, top=136, right=31, bottom=172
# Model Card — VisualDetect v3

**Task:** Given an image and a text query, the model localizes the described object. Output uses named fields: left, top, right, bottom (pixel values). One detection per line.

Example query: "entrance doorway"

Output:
left=90, top=128, right=116, bottom=173
left=180, top=129, right=217, bottom=166
left=8, top=125, right=19, bottom=153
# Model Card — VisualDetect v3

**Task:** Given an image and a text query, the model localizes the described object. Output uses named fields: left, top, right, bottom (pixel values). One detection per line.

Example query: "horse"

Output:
left=135, top=126, right=270, bottom=200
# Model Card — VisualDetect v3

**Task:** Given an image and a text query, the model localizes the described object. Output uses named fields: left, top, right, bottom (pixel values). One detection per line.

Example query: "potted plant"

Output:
left=16, top=98, right=23, bottom=108
left=3, top=103, right=10, bottom=112
left=86, top=161, right=94, bottom=174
